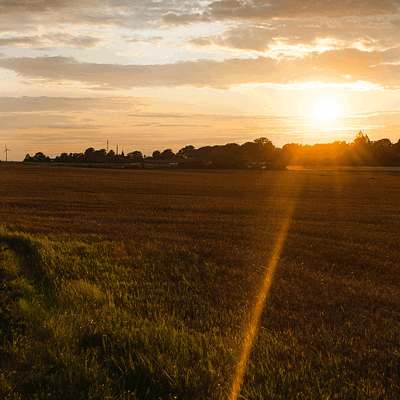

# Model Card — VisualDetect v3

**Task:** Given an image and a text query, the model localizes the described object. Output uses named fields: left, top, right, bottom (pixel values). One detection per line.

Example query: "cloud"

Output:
left=59, top=35, right=103, bottom=48
left=41, top=124, right=104, bottom=130
left=128, top=113, right=192, bottom=118
left=0, top=96, right=146, bottom=113
left=163, top=0, right=400, bottom=25
left=1, top=49, right=400, bottom=89
left=162, top=10, right=211, bottom=25
left=0, top=55, right=274, bottom=89
left=188, top=25, right=276, bottom=51
left=183, top=14, right=400, bottom=56
left=0, top=34, right=103, bottom=49
left=123, top=35, right=164, bottom=46
left=132, top=122, right=211, bottom=127
left=0, top=36, right=42, bottom=47
left=1, top=1, right=399, bottom=58
left=0, top=0, right=183, bottom=29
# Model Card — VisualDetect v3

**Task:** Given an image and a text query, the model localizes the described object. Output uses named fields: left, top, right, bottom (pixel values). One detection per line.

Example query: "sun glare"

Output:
left=312, top=98, right=340, bottom=122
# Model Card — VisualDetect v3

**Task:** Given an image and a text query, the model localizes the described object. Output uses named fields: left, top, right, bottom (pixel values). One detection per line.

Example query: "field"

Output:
left=0, top=163, right=399, bottom=399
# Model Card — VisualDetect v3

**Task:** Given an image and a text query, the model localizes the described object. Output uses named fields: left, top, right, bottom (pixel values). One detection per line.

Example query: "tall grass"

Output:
left=0, top=228, right=247, bottom=399
left=1, top=225, right=399, bottom=399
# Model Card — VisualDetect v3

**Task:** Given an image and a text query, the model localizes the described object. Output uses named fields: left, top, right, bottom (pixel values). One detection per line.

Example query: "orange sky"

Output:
left=1, top=0, right=400, bottom=160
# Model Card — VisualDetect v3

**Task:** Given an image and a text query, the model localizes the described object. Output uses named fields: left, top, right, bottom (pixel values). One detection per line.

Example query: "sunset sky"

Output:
left=2, top=0, right=400, bottom=161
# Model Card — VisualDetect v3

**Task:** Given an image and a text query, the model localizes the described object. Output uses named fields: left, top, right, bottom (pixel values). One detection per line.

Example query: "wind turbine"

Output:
left=4, top=145, right=10, bottom=162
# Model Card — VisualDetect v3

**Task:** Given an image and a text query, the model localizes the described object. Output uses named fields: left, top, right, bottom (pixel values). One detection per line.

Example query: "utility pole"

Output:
left=116, top=145, right=118, bottom=155
left=107, top=140, right=109, bottom=153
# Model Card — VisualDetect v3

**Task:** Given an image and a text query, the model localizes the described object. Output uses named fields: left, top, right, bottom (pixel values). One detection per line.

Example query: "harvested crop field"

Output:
left=0, top=163, right=399, bottom=399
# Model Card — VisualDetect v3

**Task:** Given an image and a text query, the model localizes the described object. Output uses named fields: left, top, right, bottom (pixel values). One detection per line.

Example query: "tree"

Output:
left=84, top=147, right=96, bottom=163
left=127, top=150, right=143, bottom=161
left=193, top=146, right=213, bottom=161
left=69, top=152, right=84, bottom=163
left=32, top=152, right=51, bottom=162
left=353, top=131, right=370, bottom=147
left=160, top=149, right=175, bottom=160
left=254, top=137, right=273, bottom=146
left=282, top=143, right=302, bottom=165
left=240, top=139, right=275, bottom=162
left=110, top=154, right=124, bottom=164
left=351, top=131, right=372, bottom=165
left=209, top=143, right=241, bottom=162
left=54, top=152, right=70, bottom=163
left=94, top=149, right=107, bottom=163
left=178, top=145, right=195, bottom=159
left=372, top=138, right=396, bottom=166
left=152, top=150, right=161, bottom=160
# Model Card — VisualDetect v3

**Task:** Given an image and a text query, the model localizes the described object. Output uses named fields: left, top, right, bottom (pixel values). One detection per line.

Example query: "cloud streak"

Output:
left=0, top=34, right=103, bottom=48
left=0, top=96, right=146, bottom=112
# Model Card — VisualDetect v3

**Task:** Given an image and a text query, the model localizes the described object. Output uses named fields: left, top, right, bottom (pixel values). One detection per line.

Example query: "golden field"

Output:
left=0, top=163, right=399, bottom=399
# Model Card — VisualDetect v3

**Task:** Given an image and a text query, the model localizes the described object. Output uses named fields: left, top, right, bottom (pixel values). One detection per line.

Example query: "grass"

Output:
left=0, top=230, right=241, bottom=399
left=0, top=164, right=399, bottom=399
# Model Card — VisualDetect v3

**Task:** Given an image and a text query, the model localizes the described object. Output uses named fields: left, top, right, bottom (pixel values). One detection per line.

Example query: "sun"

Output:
left=312, top=98, right=340, bottom=122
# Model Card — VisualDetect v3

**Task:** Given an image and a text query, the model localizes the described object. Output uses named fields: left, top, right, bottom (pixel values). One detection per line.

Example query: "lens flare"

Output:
left=229, top=208, right=295, bottom=400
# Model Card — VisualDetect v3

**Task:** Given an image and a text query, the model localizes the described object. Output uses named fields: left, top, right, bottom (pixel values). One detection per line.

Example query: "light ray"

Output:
left=229, top=205, right=295, bottom=400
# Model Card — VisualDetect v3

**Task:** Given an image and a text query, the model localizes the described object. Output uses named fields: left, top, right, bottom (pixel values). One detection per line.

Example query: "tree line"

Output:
left=283, top=132, right=400, bottom=166
left=23, top=132, right=400, bottom=168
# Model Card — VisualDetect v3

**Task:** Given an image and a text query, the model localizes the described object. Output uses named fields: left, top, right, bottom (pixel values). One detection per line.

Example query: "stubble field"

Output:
left=0, top=163, right=399, bottom=399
